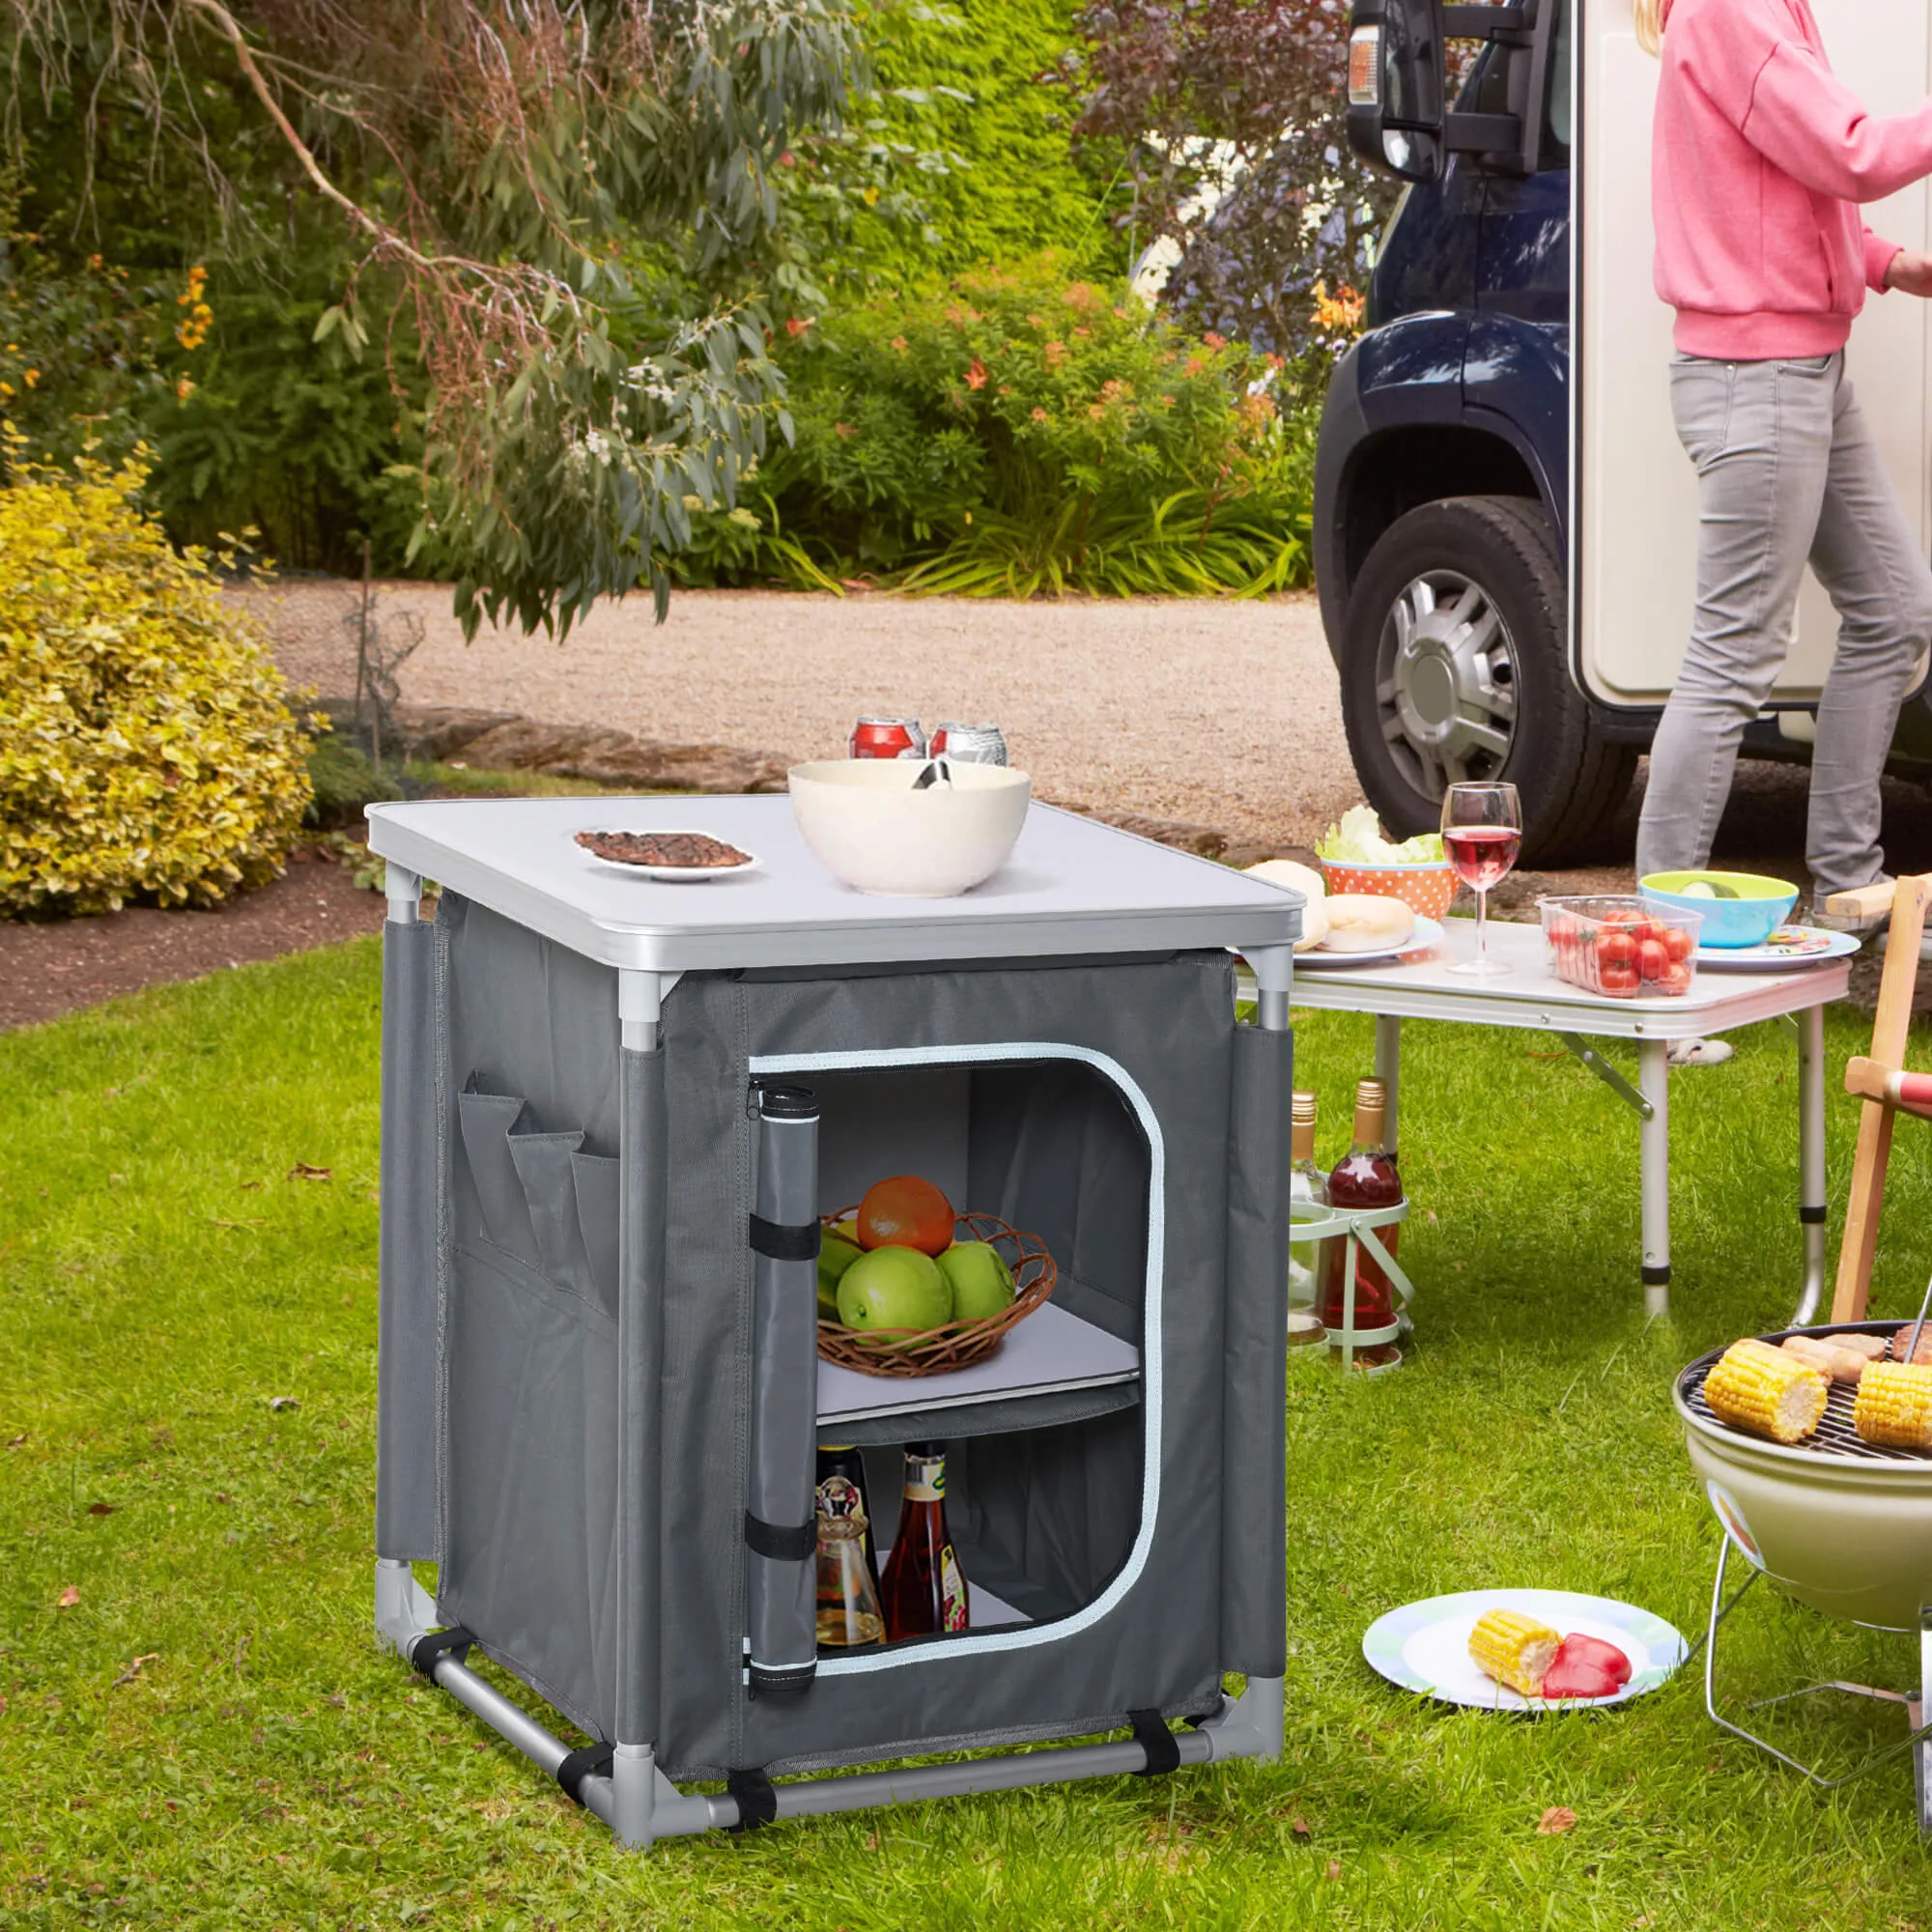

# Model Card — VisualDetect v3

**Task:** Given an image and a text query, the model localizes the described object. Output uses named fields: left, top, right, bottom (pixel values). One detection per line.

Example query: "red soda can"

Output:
left=928, top=722, right=1008, bottom=766
left=849, top=716, right=927, bottom=760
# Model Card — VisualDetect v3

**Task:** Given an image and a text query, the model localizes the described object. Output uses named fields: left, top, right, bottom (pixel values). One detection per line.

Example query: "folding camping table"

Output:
left=1283, top=919, right=1852, bottom=1321
left=361, top=795, right=1302, bottom=1850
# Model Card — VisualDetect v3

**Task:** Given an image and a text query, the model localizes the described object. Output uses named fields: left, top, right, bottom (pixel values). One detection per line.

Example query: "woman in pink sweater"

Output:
left=1637, top=0, right=1932, bottom=913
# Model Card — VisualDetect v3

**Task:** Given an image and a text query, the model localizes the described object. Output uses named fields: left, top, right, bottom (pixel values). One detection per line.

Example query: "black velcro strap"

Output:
left=750, top=1212, right=821, bottom=1262
left=1642, top=1264, right=1671, bottom=1287
left=409, top=1625, right=475, bottom=1679
left=745, top=1509, right=817, bottom=1562
left=554, top=1743, right=614, bottom=1805
left=1129, top=1709, right=1181, bottom=1776
left=1799, top=1204, right=1828, bottom=1225
left=725, top=1766, right=780, bottom=1832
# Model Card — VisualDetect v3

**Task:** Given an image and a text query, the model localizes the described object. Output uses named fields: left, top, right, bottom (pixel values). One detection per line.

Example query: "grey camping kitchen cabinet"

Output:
left=363, top=794, right=1302, bottom=1849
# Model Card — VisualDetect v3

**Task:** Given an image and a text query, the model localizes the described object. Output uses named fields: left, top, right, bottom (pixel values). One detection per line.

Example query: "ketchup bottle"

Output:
left=879, top=1442, right=970, bottom=1639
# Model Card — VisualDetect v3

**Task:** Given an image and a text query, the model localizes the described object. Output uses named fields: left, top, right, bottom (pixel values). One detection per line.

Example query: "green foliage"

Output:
left=0, top=449, right=313, bottom=916
left=794, top=0, right=1127, bottom=291
left=677, top=253, right=1312, bottom=594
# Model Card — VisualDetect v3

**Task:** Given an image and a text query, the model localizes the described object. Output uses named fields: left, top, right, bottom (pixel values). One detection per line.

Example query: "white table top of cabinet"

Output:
left=365, top=794, right=1302, bottom=973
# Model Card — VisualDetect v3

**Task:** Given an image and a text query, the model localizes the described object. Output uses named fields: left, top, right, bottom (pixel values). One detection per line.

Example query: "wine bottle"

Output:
left=879, top=1441, right=970, bottom=1640
left=815, top=1446, right=881, bottom=1590
left=1319, top=1078, right=1403, bottom=1332
left=814, top=1453, right=886, bottom=1650
left=1289, top=1091, right=1329, bottom=1311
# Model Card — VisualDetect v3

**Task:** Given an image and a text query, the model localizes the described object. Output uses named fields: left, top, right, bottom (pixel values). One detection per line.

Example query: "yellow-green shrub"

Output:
left=0, top=452, right=314, bottom=916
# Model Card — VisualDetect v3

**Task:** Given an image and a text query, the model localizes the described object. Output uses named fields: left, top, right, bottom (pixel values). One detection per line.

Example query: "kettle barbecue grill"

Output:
left=1677, top=875, right=1932, bottom=1831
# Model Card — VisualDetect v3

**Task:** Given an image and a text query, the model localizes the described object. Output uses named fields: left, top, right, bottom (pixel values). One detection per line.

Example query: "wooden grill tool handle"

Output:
left=1833, top=875, right=1932, bottom=1321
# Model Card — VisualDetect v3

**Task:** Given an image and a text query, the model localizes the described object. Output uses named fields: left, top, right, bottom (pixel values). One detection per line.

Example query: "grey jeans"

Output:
left=1635, top=351, right=1932, bottom=898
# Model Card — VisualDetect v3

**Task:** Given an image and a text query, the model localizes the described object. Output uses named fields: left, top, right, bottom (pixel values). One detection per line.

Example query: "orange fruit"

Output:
left=856, top=1175, right=955, bottom=1257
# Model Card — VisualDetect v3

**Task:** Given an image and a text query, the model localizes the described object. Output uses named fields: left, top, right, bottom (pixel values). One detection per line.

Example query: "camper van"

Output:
left=1318, top=0, right=1932, bottom=860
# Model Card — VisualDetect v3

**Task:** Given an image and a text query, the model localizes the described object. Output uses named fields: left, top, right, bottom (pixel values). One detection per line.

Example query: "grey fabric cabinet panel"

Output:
left=376, top=881, right=1293, bottom=1799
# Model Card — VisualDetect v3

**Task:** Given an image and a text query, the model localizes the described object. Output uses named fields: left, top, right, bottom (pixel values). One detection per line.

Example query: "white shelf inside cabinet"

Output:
left=816, top=1301, right=1140, bottom=1428
left=873, top=1544, right=1031, bottom=1632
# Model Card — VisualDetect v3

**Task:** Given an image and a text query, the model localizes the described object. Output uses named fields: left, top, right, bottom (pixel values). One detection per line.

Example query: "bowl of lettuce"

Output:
left=1316, top=808, right=1459, bottom=922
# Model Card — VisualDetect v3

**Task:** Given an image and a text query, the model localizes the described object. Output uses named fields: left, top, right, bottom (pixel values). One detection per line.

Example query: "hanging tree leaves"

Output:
left=1070, top=0, right=1395, bottom=361
left=3, top=0, right=866, bottom=635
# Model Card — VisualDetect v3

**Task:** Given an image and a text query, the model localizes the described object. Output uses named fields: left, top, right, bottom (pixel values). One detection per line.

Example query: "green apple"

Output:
left=836, top=1244, right=952, bottom=1333
left=937, top=1240, right=1014, bottom=1321
left=818, top=1233, right=863, bottom=1319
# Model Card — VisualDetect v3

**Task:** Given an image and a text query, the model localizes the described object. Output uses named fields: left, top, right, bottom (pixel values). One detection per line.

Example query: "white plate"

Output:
left=1693, top=926, right=1860, bottom=971
left=1296, top=915, right=1446, bottom=968
left=1361, top=1587, right=1687, bottom=1711
left=578, top=832, right=759, bottom=883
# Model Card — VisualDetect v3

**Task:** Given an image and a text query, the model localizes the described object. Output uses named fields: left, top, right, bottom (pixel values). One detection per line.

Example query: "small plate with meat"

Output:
left=575, top=829, right=758, bottom=882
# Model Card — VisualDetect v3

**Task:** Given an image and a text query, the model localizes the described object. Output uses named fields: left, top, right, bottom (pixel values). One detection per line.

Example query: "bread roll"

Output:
left=1321, top=893, right=1416, bottom=952
left=1244, top=858, right=1326, bottom=902
left=1245, top=858, right=1330, bottom=952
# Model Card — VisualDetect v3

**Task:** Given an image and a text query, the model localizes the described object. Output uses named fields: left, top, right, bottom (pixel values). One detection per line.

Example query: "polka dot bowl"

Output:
left=1319, top=858, right=1460, bottom=923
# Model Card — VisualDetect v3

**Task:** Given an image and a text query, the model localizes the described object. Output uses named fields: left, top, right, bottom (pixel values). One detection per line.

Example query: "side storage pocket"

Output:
left=1222, top=1023, right=1292, bottom=1678
left=440, top=1077, right=626, bottom=1738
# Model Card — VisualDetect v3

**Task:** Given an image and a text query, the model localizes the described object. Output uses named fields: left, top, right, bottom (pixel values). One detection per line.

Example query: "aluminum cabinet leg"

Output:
left=1919, top=1606, right=1932, bottom=1836
left=1794, top=1004, right=1828, bottom=1328
left=1374, top=1013, right=1402, bottom=1159
left=1199, top=1674, right=1285, bottom=1763
left=1638, top=1038, right=1669, bottom=1316
left=1237, top=943, right=1292, bottom=1766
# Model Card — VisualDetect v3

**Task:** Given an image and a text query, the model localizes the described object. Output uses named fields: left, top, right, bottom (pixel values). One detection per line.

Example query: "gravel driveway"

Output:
left=258, top=582, right=1362, bottom=854
left=255, top=578, right=1932, bottom=887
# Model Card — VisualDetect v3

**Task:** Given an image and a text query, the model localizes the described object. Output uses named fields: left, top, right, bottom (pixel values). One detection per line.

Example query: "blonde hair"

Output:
left=1634, top=0, right=1665, bottom=54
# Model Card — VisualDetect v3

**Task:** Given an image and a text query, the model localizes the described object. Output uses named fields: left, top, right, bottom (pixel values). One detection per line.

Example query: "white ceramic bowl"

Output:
left=788, top=759, right=1032, bottom=896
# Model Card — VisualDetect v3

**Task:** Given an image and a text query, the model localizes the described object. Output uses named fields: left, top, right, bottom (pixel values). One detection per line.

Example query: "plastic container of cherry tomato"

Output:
left=1538, top=895, right=1704, bottom=999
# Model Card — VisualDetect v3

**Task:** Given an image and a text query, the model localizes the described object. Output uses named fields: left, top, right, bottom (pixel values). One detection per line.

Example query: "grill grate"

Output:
left=1680, top=1337, right=1932, bottom=1464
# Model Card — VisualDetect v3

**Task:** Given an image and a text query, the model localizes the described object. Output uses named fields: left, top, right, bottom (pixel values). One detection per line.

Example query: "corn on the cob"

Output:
left=1853, top=1361, right=1932, bottom=1449
left=1468, top=1608, right=1561, bottom=1696
left=1703, top=1338, right=1827, bottom=1444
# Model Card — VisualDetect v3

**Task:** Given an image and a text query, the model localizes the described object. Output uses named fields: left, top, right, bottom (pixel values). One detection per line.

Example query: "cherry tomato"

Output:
left=1636, top=938, right=1668, bottom=980
left=1662, top=962, right=1691, bottom=993
left=1663, top=925, right=1694, bottom=962
left=1598, top=931, right=1635, bottom=967
left=1602, top=909, right=1641, bottom=930
left=1599, top=963, right=1639, bottom=995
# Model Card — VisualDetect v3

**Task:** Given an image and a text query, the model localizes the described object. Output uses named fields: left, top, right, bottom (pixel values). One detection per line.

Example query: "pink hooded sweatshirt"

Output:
left=1653, top=0, right=1932, bottom=357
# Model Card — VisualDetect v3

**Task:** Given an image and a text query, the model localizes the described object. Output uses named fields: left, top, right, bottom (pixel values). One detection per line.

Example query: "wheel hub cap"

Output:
left=1378, top=570, right=1519, bottom=795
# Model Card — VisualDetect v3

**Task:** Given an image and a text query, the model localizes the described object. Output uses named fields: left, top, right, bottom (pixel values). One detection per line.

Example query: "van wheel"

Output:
left=1339, top=496, right=1634, bottom=865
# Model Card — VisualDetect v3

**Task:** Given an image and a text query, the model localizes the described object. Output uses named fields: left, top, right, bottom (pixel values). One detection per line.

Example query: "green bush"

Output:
left=0, top=449, right=315, bottom=916
left=678, top=254, right=1313, bottom=595
left=800, top=0, right=1126, bottom=290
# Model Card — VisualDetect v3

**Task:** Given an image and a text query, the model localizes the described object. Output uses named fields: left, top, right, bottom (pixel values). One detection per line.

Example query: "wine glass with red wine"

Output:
left=1441, top=781, right=1522, bottom=977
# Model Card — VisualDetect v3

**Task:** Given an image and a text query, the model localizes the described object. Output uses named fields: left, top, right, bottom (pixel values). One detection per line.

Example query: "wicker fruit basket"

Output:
left=816, top=1209, right=1057, bottom=1378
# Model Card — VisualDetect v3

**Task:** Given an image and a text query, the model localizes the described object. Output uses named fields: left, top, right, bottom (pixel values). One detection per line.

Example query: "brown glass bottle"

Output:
left=1319, top=1078, right=1402, bottom=1331
left=879, top=1442, right=970, bottom=1640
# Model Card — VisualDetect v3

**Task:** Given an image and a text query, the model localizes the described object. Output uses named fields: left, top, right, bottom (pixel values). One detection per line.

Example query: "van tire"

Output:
left=1339, top=495, right=1635, bottom=865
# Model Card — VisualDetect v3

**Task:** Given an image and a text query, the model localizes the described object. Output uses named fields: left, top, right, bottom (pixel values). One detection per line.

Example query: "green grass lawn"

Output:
left=8, top=940, right=1932, bottom=1928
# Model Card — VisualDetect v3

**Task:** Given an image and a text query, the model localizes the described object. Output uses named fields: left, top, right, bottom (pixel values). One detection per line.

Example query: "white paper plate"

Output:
left=1361, top=1587, right=1687, bottom=1711
left=1296, top=915, right=1445, bottom=968
left=578, top=833, right=759, bottom=883
left=1693, top=926, right=1860, bottom=971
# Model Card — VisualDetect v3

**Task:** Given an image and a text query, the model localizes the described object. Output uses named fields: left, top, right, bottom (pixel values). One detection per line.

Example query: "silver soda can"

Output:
left=927, top=722, right=1008, bottom=765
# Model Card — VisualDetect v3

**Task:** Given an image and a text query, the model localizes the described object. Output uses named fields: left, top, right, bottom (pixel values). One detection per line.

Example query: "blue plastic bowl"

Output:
left=1639, top=870, right=1799, bottom=948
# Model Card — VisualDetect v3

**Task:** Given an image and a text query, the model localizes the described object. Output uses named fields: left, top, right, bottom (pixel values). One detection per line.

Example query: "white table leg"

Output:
left=1639, top=1038, right=1669, bottom=1316
left=1794, top=1004, right=1828, bottom=1328
left=1375, top=1014, right=1402, bottom=1157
